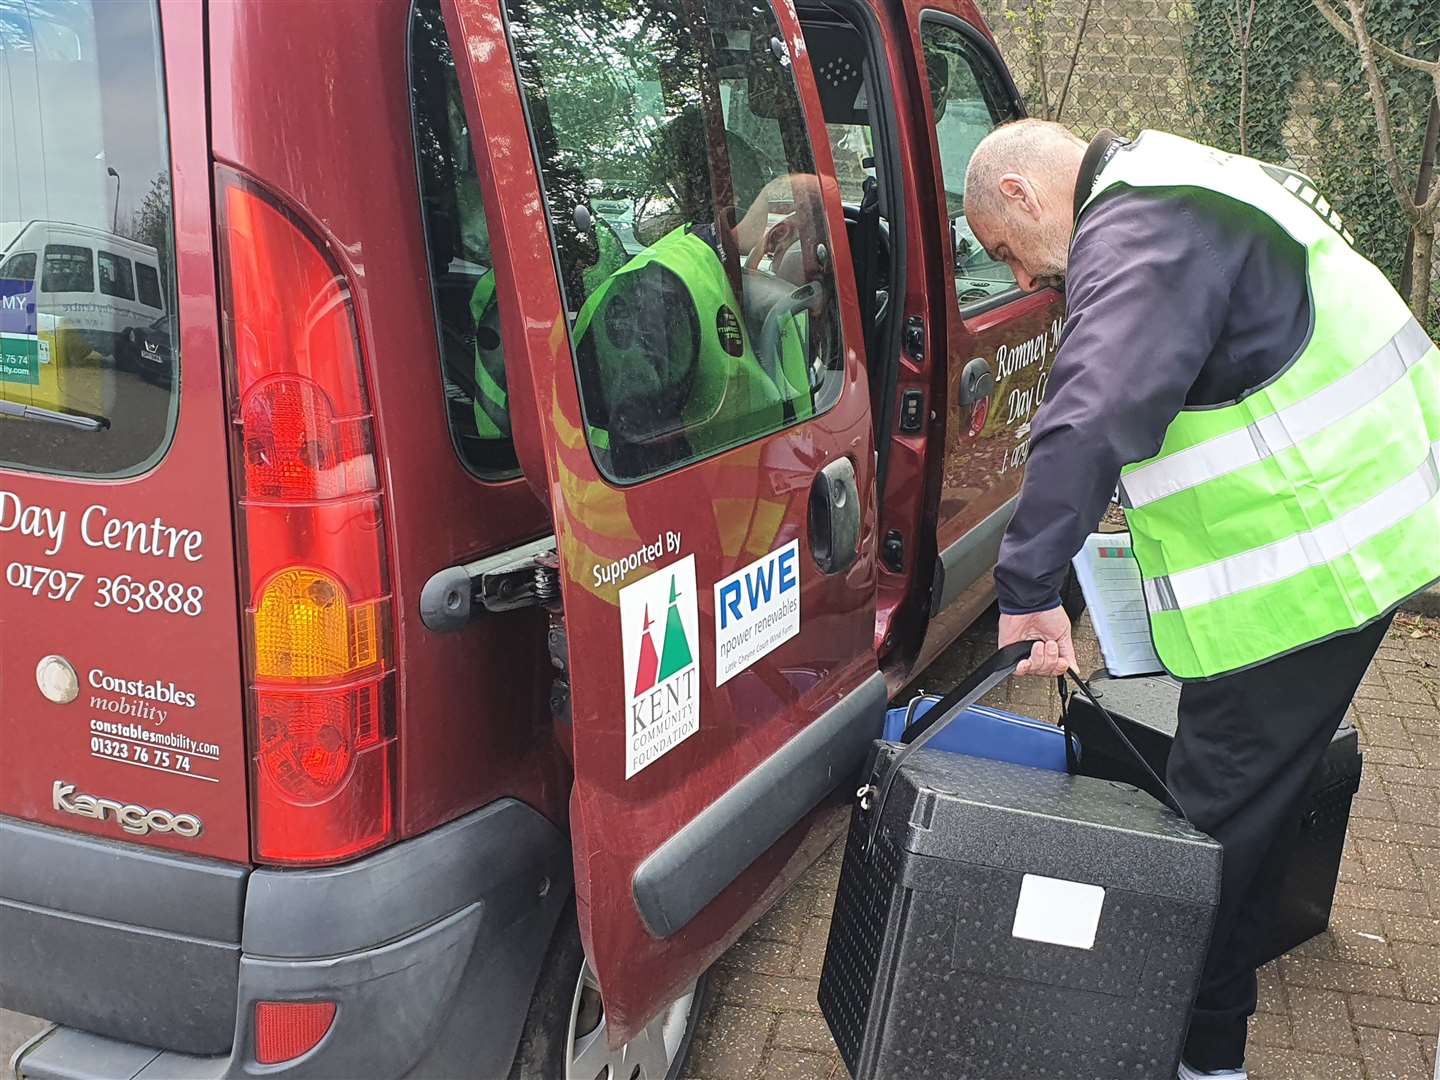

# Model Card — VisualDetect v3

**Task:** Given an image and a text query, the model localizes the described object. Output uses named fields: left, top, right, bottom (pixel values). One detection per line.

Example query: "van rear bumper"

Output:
left=4, top=800, right=570, bottom=1080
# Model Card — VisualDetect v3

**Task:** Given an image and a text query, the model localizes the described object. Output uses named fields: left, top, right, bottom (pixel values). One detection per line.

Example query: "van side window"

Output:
left=407, top=0, right=520, bottom=480
left=97, top=250, right=136, bottom=301
left=0, top=252, right=37, bottom=282
left=41, top=244, right=94, bottom=293
left=135, top=263, right=163, bottom=309
left=504, top=0, right=845, bottom=483
left=920, top=22, right=1019, bottom=309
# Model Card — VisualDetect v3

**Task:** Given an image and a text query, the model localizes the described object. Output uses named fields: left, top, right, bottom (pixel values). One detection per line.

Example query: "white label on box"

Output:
left=1011, top=873, right=1106, bottom=950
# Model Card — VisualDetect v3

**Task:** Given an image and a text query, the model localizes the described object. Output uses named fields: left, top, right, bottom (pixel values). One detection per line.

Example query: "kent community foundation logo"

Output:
left=619, top=555, right=700, bottom=779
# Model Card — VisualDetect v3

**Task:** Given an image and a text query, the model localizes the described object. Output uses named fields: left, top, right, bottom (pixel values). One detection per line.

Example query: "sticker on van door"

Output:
left=0, top=278, right=42, bottom=384
left=620, top=555, right=700, bottom=778
left=0, top=333, right=42, bottom=384
left=713, top=540, right=800, bottom=686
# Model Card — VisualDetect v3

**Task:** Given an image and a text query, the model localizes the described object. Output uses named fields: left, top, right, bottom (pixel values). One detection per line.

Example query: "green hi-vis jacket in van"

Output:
left=572, top=225, right=812, bottom=460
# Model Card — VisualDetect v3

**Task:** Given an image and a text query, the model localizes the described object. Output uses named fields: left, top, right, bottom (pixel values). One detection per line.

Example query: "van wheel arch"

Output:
left=507, top=897, right=709, bottom=1080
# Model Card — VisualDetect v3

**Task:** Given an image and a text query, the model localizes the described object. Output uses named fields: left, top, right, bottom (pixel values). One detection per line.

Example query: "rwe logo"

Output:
left=713, top=540, right=800, bottom=686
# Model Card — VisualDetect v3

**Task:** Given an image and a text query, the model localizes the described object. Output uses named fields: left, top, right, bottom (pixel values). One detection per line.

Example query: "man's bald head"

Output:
left=963, top=119, right=1087, bottom=292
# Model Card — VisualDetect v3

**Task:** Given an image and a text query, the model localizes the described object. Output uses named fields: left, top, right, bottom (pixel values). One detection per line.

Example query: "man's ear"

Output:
left=998, top=173, right=1041, bottom=218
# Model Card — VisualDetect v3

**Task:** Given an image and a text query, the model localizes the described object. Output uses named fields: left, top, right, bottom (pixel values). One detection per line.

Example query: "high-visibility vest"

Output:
left=467, top=223, right=630, bottom=441
left=468, top=271, right=510, bottom=440
left=1082, top=131, right=1440, bottom=679
left=573, top=225, right=812, bottom=464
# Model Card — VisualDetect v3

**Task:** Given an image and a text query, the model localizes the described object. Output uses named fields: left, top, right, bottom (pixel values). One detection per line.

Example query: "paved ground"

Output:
left=4, top=611, right=1437, bottom=1079
left=685, top=608, right=1440, bottom=1080
left=0, top=1014, right=43, bottom=1074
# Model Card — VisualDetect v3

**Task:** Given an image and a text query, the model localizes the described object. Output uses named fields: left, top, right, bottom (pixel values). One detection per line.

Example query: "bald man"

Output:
left=963, top=121, right=1440, bottom=1080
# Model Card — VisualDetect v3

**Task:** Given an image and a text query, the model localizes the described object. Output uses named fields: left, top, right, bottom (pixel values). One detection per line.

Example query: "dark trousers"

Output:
left=1171, top=615, right=1392, bottom=1072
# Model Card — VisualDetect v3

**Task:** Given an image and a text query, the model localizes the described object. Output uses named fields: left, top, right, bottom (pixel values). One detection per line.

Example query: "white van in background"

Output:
left=0, top=220, right=167, bottom=355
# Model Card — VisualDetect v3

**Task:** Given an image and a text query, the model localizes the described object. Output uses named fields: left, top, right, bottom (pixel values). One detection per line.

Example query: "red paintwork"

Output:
left=1, top=0, right=1061, bottom=1049
left=0, top=1, right=249, bottom=861
left=890, top=0, right=1067, bottom=669
left=867, top=0, right=1064, bottom=686
left=442, top=0, right=880, bottom=1040
left=207, top=0, right=569, bottom=842
left=869, top=0, right=945, bottom=670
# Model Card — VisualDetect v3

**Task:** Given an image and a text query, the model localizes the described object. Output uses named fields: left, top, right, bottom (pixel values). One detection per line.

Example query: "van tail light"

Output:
left=217, top=168, right=396, bottom=865
left=254, top=1001, right=337, bottom=1064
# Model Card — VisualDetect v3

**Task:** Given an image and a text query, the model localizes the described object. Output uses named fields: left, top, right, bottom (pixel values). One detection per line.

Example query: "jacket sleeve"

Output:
left=993, top=191, right=1243, bottom=614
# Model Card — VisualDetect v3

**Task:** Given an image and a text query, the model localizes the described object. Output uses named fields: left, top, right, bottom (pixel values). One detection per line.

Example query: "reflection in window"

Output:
left=920, top=22, right=1018, bottom=307
left=0, top=0, right=179, bottom=476
left=505, top=0, right=844, bottom=481
left=0, top=251, right=36, bottom=281
left=98, top=250, right=136, bottom=300
left=135, top=262, right=162, bottom=309
left=409, top=0, right=519, bottom=479
left=41, top=245, right=94, bottom=293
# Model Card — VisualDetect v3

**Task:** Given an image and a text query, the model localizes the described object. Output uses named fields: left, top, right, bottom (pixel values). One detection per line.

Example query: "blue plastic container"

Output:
left=882, top=697, right=1076, bottom=773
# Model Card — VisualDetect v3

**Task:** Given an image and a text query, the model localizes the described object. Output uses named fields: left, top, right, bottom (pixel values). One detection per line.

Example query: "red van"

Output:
left=0, top=0, right=1062, bottom=1076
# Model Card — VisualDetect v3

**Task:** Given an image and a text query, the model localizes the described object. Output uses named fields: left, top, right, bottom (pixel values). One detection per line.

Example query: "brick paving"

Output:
left=686, top=610, right=1440, bottom=1080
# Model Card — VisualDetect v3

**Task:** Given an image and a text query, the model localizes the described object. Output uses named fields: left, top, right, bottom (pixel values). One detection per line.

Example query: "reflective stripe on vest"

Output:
left=1119, top=317, right=1435, bottom=509
left=1084, top=131, right=1440, bottom=679
left=1142, top=439, right=1440, bottom=613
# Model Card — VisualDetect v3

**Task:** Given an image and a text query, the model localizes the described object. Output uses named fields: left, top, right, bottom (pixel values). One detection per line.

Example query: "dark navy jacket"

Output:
left=993, top=131, right=1312, bottom=614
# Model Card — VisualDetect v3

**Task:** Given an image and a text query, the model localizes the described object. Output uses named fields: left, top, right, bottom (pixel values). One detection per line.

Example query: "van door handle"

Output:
left=959, top=357, right=994, bottom=405
left=809, top=457, right=860, bottom=575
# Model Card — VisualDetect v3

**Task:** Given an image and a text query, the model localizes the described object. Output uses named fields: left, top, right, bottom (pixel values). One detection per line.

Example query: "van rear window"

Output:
left=135, top=262, right=162, bottom=309
left=0, top=0, right=179, bottom=477
left=98, top=250, right=136, bottom=300
left=41, top=245, right=94, bottom=293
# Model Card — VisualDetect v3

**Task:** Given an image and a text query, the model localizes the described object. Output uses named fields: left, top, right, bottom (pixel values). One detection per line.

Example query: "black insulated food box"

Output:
left=1064, top=671, right=1362, bottom=963
left=819, top=748, right=1222, bottom=1080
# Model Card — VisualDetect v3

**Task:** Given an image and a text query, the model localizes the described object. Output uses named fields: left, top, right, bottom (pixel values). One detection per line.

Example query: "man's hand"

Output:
left=999, top=605, right=1076, bottom=678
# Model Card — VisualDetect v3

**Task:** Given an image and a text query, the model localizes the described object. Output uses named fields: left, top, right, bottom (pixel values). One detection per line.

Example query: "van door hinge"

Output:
left=420, top=535, right=560, bottom=631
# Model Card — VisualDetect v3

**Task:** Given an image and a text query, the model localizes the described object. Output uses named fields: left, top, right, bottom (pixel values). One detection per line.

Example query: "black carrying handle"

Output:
left=859, top=643, right=1189, bottom=860
left=860, top=641, right=1036, bottom=858
left=1059, top=669, right=1188, bottom=821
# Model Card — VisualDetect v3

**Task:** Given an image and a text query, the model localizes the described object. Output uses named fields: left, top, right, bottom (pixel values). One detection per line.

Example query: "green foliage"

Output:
left=1183, top=0, right=1311, bottom=161
left=122, top=172, right=172, bottom=293
left=1184, top=0, right=1438, bottom=333
left=1000, top=0, right=1059, bottom=118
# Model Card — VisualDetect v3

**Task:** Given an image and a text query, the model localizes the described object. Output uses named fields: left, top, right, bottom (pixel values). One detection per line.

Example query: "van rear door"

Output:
left=442, top=0, right=885, bottom=1043
left=0, top=0, right=248, bottom=863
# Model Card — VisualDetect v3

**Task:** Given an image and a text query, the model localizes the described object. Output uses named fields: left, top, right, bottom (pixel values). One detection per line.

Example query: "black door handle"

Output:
left=809, top=457, right=860, bottom=575
left=959, top=356, right=994, bottom=405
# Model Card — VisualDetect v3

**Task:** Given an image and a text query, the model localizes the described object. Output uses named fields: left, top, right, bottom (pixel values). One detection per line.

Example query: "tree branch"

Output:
left=1312, top=0, right=1439, bottom=74
left=1236, top=0, right=1257, bottom=155
left=1055, top=0, right=1094, bottom=122
left=1428, top=66, right=1440, bottom=219
left=1346, top=0, right=1422, bottom=222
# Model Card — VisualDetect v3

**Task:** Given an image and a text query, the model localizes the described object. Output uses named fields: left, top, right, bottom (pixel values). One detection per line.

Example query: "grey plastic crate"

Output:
left=1065, top=670, right=1362, bottom=962
left=819, top=747, right=1222, bottom=1080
